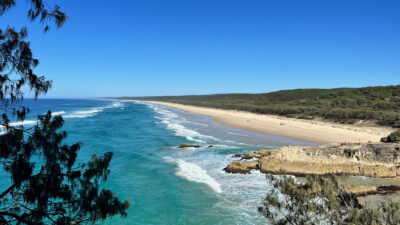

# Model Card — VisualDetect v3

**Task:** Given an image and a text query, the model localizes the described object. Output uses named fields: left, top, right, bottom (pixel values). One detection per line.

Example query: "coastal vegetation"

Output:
left=0, top=1, right=129, bottom=224
left=381, top=129, right=400, bottom=143
left=130, top=85, right=400, bottom=127
left=259, top=174, right=400, bottom=225
left=225, top=142, right=400, bottom=224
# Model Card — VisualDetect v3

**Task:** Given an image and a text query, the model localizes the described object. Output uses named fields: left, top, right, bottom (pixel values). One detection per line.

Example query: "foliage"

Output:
left=381, top=129, right=400, bottom=143
left=0, top=112, right=130, bottom=224
left=259, top=174, right=400, bottom=225
left=0, top=1, right=129, bottom=224
left=258, top=174, right=361, bottom=225
left=345, top=200, right=400, bottom=225
left=130, top=85, right=400, bottom=127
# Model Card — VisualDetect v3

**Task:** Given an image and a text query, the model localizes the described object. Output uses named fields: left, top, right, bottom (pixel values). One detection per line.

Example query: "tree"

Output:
left=259, top=174, right=400, bottom=225
left=0, top=1, right=129, bottom=224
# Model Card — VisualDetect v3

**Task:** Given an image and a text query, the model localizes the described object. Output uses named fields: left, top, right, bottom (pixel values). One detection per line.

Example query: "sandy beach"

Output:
left=131, top=101, right=395, bottom=144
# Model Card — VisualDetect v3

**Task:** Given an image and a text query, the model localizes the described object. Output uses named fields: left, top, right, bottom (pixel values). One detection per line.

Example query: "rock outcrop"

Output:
left=224, top=161, right=259, bottom=174
left=225, top=142, right=400, bottom=178
left=344, top=185, right=400, bottom=197
left=343, top=185, right=378, bottom=196
left=178, top=144, right=201, bottom=149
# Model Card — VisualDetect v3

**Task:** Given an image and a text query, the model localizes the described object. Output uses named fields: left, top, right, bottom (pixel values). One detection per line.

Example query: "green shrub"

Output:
left=259, top=174, right=400, bottom=225
left=381, top=129, right=400, bottom=143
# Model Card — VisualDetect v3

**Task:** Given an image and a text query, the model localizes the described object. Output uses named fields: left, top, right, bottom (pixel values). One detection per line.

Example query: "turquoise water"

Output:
left=1, top=99, right=313, bottom=224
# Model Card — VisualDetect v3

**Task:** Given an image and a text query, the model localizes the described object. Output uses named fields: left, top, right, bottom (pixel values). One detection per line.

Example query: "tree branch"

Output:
left=0, top=212, right=32, bottom=225
left=0, top=184, right=15, bottom=200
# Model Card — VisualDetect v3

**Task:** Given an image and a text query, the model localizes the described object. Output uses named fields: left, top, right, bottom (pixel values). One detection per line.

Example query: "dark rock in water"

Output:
left=208, top=145, right=214, bottom=148
left=178, top=144, right=201, bottom=149
left=233, top=154, right=242, bottom=158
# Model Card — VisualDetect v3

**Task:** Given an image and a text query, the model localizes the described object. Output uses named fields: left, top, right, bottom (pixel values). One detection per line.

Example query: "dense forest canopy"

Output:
left=126, top=85, right=400, bottom=127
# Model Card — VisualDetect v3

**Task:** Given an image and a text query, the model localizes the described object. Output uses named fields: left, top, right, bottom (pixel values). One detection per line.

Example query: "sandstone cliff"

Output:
left=225, top=142, right=400, bottom=178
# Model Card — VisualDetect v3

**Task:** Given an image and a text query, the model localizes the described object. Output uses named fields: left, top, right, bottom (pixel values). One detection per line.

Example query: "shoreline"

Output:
left=121, top=100, right=394, bottom=144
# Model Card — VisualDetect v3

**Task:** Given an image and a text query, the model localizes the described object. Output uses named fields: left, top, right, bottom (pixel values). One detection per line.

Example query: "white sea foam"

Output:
left=0, top=110, right=65, bottom=133
left=227, top=131, right=249, bottom=137
left=64, top=108, right=102, bottom=118
left=139, top=101, right=280, bottom=223
left=52, top=111, right=66, bottom=116
left=148, top=104, right=219, bottom=143
left=212, top=144, right=240, bottom=149
left=161, top=120, right=208, bottom=143
left=0, top=120, right=37, bottom=135
left=188, top=121, right=209, bottom=127
left=1, top=101, right=123, bottom=135
left=225, top=140, right=249, bottom=146
left=164, top=157, right=222, bottom=193
left=9, top=120, right=36, bottom=126
left=64, top=102, right=123, bottom=119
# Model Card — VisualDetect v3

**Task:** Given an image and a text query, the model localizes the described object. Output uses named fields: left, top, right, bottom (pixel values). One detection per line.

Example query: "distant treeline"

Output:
left=121, top=85, right=400, bottom=127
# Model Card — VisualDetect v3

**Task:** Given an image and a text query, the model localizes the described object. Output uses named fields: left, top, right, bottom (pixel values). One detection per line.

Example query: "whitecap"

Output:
left=164, top=157, right=222, bottom=193
left=9, top=120, right=36, bottom=126
left=52, top=111, right=66, bottom=116
left=63, top=108, right=102, bottom=118
left=212, top=144, right=240, bottom=149
left=160, top=120, right=208, bottom=143
left=64, top=101, right=123, bottom=119
left=0, top=120, right=37, bottom=135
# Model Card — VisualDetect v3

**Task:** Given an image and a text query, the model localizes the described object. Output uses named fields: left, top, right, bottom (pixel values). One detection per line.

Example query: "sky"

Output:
left=1, top=0, right=399, bottom=98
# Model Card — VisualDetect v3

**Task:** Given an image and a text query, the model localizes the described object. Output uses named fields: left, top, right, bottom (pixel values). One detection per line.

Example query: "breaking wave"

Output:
left=64, top=102, right=122, bottom=119
left=146, top=103, right=219, bottom=143
left=52, top=111, right=66, bottom=116
left=164, top=157, right=222, bottom=193
left=8, top=120, right=36, bottom=126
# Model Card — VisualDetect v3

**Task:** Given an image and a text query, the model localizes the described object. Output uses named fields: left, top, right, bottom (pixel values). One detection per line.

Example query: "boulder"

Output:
left=178, top=144, right=201, bottom=149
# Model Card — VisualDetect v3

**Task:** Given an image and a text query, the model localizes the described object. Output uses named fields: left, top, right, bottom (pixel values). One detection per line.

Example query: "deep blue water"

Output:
left=0, top=99, right=313, bottom=224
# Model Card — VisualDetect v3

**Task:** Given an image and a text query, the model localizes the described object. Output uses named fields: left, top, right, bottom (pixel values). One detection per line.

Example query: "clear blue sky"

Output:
left=1, top=0, right=399, bottom=98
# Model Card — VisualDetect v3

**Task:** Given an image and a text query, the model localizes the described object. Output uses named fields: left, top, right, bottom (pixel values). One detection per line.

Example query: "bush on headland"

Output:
left=381, top=129, right=400, bottom=143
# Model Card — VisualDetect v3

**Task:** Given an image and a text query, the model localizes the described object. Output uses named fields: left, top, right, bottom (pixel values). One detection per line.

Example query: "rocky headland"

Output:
left=225, top=142, right=400, bottom=177
left=224, top=142, right=400, bottom=196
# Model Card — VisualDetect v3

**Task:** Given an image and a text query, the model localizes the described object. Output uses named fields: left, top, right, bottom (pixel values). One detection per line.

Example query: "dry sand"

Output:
left=128, top=100, right=395, bottom=144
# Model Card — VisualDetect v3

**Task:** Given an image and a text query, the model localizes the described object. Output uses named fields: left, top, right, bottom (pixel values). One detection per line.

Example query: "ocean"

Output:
left=0, top=99, right=313, bottom=224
